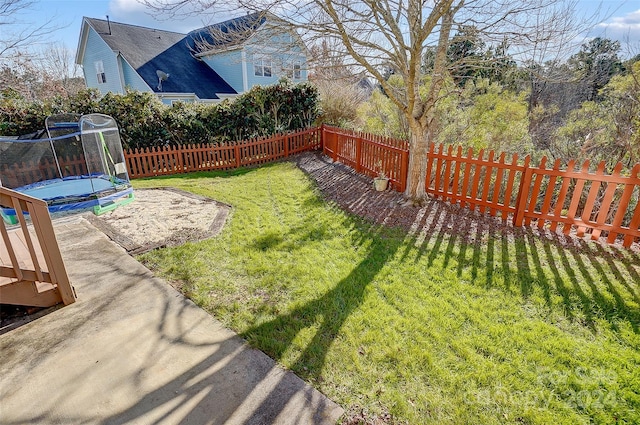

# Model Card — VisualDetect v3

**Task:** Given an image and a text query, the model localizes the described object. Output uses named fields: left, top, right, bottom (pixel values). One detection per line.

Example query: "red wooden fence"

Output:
left=3, top=125, right=636, bottom=248
left=515, top=160, right=640, bottom=247
left=425, top=144, right=528, bottom=224
left=0, top=155, right=88, bottom=189
left=321, top=125, right=409, bottom=191
left=323, top=126, right=640, bottom=248
left=124, top=128, right=322, bottom=178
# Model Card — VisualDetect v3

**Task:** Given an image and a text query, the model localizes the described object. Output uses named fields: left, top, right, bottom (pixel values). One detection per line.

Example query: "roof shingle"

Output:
left=85, top=18, right=237, bottom=99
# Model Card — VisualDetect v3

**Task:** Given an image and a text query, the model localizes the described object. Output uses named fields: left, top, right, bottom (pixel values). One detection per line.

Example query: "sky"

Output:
left=8, top=0, right=640, bottom=60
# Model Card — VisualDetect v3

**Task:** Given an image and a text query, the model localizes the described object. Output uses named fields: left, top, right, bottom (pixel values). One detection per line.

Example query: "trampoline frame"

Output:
left=1, top=114, right=134, bottom=224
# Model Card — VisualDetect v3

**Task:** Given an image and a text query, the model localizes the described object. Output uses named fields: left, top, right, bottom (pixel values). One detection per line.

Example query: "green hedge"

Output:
left=0, top=79, right=319, bottom=149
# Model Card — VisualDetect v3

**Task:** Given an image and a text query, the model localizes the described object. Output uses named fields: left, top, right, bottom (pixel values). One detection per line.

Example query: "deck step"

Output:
left=0, top=280, right=62, bottom=307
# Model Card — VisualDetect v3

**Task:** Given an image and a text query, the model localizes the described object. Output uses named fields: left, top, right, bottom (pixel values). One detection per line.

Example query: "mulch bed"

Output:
left=294, top=151, right=639, bottom=256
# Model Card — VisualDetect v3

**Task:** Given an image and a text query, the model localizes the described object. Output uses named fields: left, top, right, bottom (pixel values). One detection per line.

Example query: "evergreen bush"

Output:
left=0, top=80, right=319, bottom=149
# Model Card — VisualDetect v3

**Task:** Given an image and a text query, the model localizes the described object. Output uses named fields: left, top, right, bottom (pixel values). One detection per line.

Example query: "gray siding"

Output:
left=83, top=27, right=124, bottom=95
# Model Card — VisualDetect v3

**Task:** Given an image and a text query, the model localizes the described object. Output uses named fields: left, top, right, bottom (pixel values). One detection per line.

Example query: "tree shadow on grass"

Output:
left=2, top=219, right=342, bottom=425
left=241, top=226, right=403, bottom=384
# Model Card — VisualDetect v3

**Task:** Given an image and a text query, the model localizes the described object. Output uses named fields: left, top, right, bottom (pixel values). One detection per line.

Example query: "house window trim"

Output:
left=254, top=54, right=272, bottom=77
left=283, top=59, right=302, bottom=80
left=95, top=60, right=106, bottom=84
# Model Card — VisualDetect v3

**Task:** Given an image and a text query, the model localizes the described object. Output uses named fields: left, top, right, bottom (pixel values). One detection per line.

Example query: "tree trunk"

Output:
left=404, top=122, right=431, bottom=202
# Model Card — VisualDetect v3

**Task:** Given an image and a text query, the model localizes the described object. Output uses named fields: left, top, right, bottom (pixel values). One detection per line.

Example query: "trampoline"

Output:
left=1, top=113, right=134, bottom=224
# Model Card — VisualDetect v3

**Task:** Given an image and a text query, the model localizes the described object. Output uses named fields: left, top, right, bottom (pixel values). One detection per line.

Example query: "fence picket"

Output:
left=549, top=160, right=575, bottom=233
left=442, top=145, right=454, bottom=201
left=434, top=144, right=444, bottom=198
left=490, top=152, right=506, bottom=218
left=479, top=150, right=495, bottom=214
left=525, top=156, right=548, bottom=226
left=513, top=156, right=532, bottom=227
left=460, top=148, right=474, bottom=209
left=592, top=162, right=623, bottom=240
left=468, top=149, right=484, bottom=212
left=451, top=146, right=463, bottom=206
left=564, top=160, right=591, bottom=235
left=578, top=161, right=606, bottom=237
left=536, top=159, right=560, bottom=229
left=623, top=197, right=640, bottom=247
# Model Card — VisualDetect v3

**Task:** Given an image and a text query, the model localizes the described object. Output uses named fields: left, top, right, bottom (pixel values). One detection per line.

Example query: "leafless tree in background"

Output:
left=38, top=43, right=83, bottom=93
left=1, top=43, right=83, bottom=100
left=0, top=0, right=60, bottom=59
left=141, top=0, right=596, bottom=203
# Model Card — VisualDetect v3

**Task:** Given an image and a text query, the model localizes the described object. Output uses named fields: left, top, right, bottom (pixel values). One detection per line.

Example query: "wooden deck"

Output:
left=0, top=188, right=76, bottom=308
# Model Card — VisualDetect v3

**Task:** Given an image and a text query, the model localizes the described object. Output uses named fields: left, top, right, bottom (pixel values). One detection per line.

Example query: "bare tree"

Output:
left=38, top=43, right=84, bottom=95
left=0, top=0, right=60, bottom=59
left=0, top=44, right=83, bottom=100
left=142, top=0, right=593, bottom=203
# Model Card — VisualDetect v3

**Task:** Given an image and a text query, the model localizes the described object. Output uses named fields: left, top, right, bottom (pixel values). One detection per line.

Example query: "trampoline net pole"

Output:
left=45, top=129, right=64, bottom=180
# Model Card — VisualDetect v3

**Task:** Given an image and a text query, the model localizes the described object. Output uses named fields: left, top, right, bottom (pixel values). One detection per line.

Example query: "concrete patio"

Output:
left=0, top=217, right=343, bottom=424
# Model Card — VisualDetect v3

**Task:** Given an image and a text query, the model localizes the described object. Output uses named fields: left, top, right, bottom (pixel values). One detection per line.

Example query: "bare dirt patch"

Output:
left=85, top=187, right=231, bottom=254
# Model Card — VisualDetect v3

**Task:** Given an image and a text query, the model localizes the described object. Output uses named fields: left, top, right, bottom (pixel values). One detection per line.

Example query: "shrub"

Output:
left=0, top=80, right=320, bottom=149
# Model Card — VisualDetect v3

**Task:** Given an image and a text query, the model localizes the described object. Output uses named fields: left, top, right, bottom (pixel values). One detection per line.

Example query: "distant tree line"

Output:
left=0, top=79, right=319, bottom=149
left=339, top=29, right=639, bottom=170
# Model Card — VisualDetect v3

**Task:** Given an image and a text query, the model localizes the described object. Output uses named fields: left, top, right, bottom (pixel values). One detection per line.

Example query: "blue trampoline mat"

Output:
left=2, top=176, right=134, bottom=223
left=17, top=176, right=125, bottom=201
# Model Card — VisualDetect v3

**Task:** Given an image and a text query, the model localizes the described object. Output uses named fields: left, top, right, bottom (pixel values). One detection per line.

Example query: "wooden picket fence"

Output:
left=3, top=125, right=636, bottom=248
left=323, top=126, right=640, bottom=248
left=0, top=155, right=88, bottom=189
left=425, top=144, right=527, bottom=223
left=515, top=159, right=640, bottom=248
left=124, top=127, right=322, bottom=178
left=321, top=125, right=409, bottom=191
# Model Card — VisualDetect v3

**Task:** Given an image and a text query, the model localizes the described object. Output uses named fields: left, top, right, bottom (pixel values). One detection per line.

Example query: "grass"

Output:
left=133, top=161, right=640, bottom=424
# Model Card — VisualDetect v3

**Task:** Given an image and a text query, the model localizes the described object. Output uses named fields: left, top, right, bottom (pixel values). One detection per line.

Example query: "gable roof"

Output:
left=187, top=12, right=268, bottom=53
left=80, top=17, right=237, bottom=99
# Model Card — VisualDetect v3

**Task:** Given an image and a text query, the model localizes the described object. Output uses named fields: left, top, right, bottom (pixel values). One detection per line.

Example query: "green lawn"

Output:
left=134, top=162, right=640, bottom=424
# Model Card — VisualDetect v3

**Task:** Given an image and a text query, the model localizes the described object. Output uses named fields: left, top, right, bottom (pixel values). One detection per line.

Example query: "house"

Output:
left=75, top=12, right=308, bottom=104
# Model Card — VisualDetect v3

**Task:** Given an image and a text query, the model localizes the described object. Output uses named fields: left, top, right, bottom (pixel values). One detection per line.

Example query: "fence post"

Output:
left=355, top=136, right=363, bottom=173
left=284, top=133, right=289, bottom=158
left=176, top=144, right=185, bottom=173
left=321, top=125, right=327, bottom=155
left=316, top=126, right=321, bottom=150
left=235, top=144, right=241, bottom=168
left=400, top=150, right=409, bottom=193
left=513, top=155, right=532, bottom=226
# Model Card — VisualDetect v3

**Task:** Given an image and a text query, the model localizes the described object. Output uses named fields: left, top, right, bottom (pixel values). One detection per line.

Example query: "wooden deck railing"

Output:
left=0, top=187, right=76, bottom=307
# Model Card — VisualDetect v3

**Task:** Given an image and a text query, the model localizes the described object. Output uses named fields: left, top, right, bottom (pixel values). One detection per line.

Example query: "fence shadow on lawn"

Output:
left=419, top=207, right=640, bottom=334
left=295, top=152, right=640, bottom=336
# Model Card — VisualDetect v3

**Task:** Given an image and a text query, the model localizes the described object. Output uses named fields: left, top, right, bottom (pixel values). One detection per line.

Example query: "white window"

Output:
left=293, top=60, right=301, bottom=79
left=95, top=61, right=106, bottom=84
left=283, top=60, right=302, bottom=80
left=254, top=55, right=272, bottom=77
